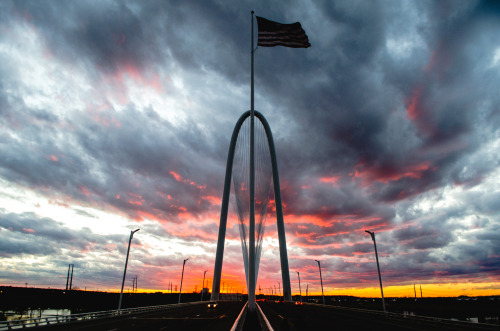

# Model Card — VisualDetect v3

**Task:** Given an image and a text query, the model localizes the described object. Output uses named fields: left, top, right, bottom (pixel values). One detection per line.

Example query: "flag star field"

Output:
left=0, top=0, right=500, bottom=297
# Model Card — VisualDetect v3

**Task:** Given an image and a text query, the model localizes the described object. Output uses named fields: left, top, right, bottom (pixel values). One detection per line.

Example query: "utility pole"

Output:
left=201, top=270, right=208, bottom=301
left=414, top=284, right=417, bottom=300
left=420, top=285, right=423, bottom=298
left=133, top=276, right=137, bottom=293
left=365, top=230, right=386, bottom=313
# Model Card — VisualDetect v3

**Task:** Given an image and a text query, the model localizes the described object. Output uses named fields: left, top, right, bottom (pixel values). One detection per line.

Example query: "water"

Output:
left=2, top=308, right=71, bottom=322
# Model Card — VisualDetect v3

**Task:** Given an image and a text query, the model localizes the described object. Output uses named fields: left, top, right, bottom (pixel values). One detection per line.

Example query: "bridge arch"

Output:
left=211, top=110, right=291, bottom=301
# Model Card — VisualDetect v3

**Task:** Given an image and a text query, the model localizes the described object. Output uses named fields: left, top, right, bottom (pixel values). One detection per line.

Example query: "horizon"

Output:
left=3, top=284, right=500, bottom=299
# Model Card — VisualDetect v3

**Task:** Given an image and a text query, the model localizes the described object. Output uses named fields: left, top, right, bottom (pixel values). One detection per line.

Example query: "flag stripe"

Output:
left=256, top=16, right=310, bottom=48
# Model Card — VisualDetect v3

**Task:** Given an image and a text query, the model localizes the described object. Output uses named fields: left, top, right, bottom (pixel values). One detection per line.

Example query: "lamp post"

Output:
left=297, top=271, right=302, bottom=303
left=178, top=258, right=189, bottom=304
left=201, top=270, right=208, bottom=301
left=315, top=260, right=325, bottom=305
left=118, top=229, right=140, bottom=313
left=66, top=264, right=74, bottom=291
left=365, top=230, right=386, bottom=313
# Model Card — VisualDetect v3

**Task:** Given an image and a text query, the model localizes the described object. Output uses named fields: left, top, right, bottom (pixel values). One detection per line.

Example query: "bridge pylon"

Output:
left=211, top=110, right=292, bottom=307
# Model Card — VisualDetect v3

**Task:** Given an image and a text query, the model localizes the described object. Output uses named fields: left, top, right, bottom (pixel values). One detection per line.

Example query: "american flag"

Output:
left=256, top=16, right=311, bottom=48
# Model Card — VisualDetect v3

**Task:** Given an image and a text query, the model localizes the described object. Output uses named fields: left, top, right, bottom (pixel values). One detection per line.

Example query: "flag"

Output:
left=256, top=16, right=311, bottom=48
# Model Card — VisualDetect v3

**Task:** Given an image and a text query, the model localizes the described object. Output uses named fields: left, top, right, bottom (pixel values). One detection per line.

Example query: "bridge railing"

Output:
left=0, top=302, right=202, bottom=330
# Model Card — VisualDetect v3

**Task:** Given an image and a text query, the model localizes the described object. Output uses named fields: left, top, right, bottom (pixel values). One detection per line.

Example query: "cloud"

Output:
left=0, top=0, right=499, bottom=294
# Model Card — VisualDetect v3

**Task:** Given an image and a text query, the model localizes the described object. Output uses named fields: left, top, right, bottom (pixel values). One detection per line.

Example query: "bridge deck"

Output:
left=258, top=301, right=500, bottom=330
left=28, top=300, right=499, bottom=330
left=34, top=301, right=245, bottom=331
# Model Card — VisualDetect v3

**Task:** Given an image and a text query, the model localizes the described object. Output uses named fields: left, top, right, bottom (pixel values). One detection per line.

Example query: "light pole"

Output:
left=66, top=264, right=74, bottom=291
left=178, top=258, right=189, bottom=304
left=297, top=271, right=302, bottom=303
left=365, top=230, right=386, bottom=313
left=201, top=270, right=208, bottom=301
left=315, top=260, right=325, bottom=305
left=118, top=229, right=140, bottom=313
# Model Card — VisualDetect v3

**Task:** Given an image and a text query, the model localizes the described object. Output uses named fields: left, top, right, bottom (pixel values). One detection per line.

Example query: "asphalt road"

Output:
left=28, top=300, right=500, bottom=331
left=257, top=301, right=500, bottom=331
left=36, top=301, right=245, bottom=331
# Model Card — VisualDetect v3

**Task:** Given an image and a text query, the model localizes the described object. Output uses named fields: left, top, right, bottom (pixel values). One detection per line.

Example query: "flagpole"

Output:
left=248, top=10, right=256, bottom=313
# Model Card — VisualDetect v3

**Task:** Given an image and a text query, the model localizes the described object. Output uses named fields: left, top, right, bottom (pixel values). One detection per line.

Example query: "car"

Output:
left=295, top=301, right=303, bottom=305
left=207, top=301, right=218, bottom=308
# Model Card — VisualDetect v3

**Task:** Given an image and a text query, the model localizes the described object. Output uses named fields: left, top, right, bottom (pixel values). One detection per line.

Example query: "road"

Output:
left=258, top=301, right=500, bottom=331
left=36, top=301, right=245, bottom=331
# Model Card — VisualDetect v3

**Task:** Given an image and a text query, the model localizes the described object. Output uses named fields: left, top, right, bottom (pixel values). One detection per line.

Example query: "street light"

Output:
left=365, top=230, right=386, bottom=313
left=297, top=271, right=302, bottom=303
left=66, top=264, right=74, bottom=291
left=315, top=260, right=325, bottom=306
left=201, top=270, right=208, bottom=301
left=118, top=229, right=140, bottom=313
left=178, top=258, right=189, bottom=304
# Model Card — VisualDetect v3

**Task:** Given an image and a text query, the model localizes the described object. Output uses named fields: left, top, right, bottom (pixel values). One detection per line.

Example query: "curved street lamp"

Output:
left=297, top=271, right=302, bottom=303
left=365, top=230, right=386, bottom=313
left=178, top=258, right=189, bottom=304
left=315, top=260, right=325, bottom=305
left=118, top=229, right=140, bottom=313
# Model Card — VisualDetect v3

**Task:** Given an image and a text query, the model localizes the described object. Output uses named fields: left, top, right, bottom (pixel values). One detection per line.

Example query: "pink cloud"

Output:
left=352, top=160, right=435, bottom=186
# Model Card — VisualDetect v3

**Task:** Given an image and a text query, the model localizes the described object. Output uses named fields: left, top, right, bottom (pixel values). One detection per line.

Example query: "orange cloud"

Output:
left=201, top=195, right=222, bottom=205
left=352, top=161, right=434, bottom=185
left=169, top=171, right=206, bottom=190
left=320, top=176, right=340, bottom=185
left=128, top=192, right=144, bottom=206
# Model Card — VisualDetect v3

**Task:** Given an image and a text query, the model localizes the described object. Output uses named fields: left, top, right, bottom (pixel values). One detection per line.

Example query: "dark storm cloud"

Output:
left=258, top=0, right=500, bottom=212
left=3, top=0, right=250, bottom=86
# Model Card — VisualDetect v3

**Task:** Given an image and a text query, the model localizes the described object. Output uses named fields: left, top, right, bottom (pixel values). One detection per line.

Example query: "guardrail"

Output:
left=229, top=302, right=274, bottom=331
left=0, top=302, right=203, bottom=330
left=256, top=302, right=274, bottom=331
left=230, top=301, right=248, bottom=331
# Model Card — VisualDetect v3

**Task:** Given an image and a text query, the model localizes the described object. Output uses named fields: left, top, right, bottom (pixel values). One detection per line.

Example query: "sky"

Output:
left=1, top=0, right=500, bottom=298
